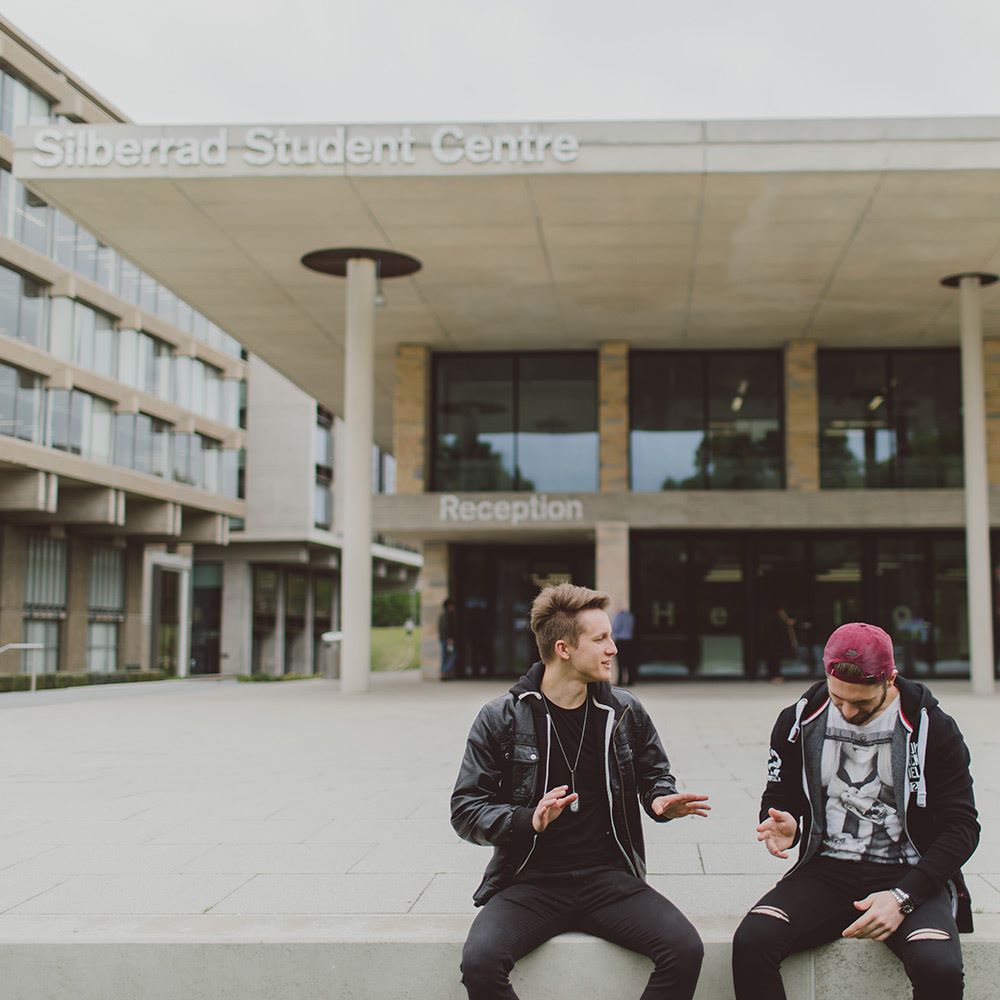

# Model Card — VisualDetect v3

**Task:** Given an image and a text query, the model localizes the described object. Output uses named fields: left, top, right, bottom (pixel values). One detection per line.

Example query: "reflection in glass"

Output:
left=707, top=353, right=782, bottom=488
left=932, top=538, right=968, bottom=676
left=516, top=355, right=598, bottom=492
left=819, top=350, right=962, bottom=488
left=876, top=537, right=929, bottom=676
left=434, top=355, right=516, bottom=490
left=631, top=352, right=782, bottom=490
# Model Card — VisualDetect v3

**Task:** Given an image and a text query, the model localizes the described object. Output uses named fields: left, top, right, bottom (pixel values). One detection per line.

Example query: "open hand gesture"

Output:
left=756, top=807, right=797, bottom=859
left=651, top=792, right=711, bottom=819
left=532, top=785, right=578, bottom=833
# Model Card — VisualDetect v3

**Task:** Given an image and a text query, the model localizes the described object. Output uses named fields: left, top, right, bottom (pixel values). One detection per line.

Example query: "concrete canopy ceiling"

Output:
left=16, top=119, right=1000, bottom=448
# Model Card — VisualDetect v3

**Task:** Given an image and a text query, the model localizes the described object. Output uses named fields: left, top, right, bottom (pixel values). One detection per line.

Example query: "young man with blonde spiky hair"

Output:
left=452, top=582, right=709, bottom=1000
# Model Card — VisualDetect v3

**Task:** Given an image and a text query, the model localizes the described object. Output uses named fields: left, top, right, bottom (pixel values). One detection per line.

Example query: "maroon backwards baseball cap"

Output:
left=823, top=622, right=896, bottom=684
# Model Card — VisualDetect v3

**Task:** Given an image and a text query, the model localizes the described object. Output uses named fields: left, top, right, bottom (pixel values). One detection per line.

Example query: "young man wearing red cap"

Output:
left=732, top=621, right=980, bottom=1000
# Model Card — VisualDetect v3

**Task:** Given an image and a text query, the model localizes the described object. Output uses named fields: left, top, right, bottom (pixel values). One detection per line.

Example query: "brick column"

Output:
left=61, top=535, right=91, bottom=673
left=420, top=541, right=449, bottom=680
left=984, top=340, right=1000, bottom=484
left=0, top=525, right=26, bottom=673
left=784, top=340, right=820, bottom=491
left=595, top=521, right=630, bottom=609
left=394, top=344, right=430, bottom=495
left=599, top=341, right=629, bottom=493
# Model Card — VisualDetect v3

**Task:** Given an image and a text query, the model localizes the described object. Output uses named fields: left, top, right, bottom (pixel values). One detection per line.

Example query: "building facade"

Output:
left=0, top=18, right=418, bottom=680
left=15, top=99, right=1000, bottom=690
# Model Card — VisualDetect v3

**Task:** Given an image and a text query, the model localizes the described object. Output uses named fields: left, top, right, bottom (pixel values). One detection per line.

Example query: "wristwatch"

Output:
left=890, top=887, right=915, bottom=915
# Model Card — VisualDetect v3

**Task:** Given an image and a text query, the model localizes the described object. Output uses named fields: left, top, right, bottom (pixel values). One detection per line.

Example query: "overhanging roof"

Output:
left=14, top=117, right=1000, bottom=447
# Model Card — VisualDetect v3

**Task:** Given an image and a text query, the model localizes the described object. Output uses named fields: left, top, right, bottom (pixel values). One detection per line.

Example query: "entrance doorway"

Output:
left=451, top=544, right=595, bottom=678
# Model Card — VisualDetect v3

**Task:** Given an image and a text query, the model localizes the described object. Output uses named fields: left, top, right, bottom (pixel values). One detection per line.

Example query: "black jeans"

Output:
left=732, top=857, right=963, bottom=1000
left=461, top=865, right=703, bottom=1000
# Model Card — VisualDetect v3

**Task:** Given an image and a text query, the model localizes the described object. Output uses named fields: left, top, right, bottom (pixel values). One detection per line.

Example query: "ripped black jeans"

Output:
left=732, top=857, right=963, bottom=1000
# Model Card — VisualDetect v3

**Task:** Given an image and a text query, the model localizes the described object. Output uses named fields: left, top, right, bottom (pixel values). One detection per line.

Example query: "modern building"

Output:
left=193, top=356, right=419, bottom=678
left=16, top=103, right=1000, bottom=690
left=0, top=17, right=417, bottom=681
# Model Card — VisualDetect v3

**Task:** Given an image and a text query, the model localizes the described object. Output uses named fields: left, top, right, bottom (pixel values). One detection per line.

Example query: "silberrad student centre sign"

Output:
left=30, top=125, right=581, bottom=169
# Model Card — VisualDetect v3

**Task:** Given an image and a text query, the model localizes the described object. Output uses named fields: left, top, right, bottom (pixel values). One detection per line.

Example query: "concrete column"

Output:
left=420, top=542, right=449, bottom=680
left=0, top=525, right=26, bottom=673
left=394, top=344, right=430, bottom=495
left=176, top=568, right=191, bottom=679
left=341, top=257, right=377, bottom=693
left=784, top=340, right=820, bottom=491
left=220, top=558, right=252, bottom=675
left=62, top=535, right=91, bottom=673
left=958, top=276, right=995, bottom=694
left=596, top=522, right=630, bottom=609
left=599, top=342, right=630, bottom=493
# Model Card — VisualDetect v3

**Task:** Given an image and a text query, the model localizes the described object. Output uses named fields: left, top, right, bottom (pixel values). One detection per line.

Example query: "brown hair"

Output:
left=530, top=583, right=610, bottom=663
left=828, top=661, right=883, bottom=686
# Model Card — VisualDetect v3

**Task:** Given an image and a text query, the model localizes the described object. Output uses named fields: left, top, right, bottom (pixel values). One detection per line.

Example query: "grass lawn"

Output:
left=371, top=626, right=420, bottom=671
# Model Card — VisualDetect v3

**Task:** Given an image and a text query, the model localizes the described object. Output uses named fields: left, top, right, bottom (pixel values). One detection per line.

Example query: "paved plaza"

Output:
left=0, top=673, right=996, bottom=927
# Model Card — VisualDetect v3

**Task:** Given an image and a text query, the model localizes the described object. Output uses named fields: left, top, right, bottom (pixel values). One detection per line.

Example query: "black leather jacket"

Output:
left=450, top=661, right=679, bottom=906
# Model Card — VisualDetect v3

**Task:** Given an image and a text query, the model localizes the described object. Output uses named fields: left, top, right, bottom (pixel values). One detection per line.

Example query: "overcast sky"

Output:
left=6, top=0, right=1000, bottom=124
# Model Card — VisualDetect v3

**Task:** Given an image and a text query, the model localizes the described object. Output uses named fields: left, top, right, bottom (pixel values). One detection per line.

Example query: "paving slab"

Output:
left=0, top=674, right=994, bottom=929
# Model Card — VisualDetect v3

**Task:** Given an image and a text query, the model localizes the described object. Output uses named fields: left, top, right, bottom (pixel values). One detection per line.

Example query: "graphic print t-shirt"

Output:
left=818, top=699, right=919, bottom=865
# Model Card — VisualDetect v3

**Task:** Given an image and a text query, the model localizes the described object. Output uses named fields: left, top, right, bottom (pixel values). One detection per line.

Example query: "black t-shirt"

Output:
left=525, top=696, right=627, bottom=874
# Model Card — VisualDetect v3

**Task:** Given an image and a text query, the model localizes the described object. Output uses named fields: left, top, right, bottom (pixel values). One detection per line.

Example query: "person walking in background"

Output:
left=612, top=604, right=636, bottom=686
left=732, top=622, right=979, bottom=1000
left=439, top=597, right=458, bottom=680
left=763, top=601, right=798, bottom=684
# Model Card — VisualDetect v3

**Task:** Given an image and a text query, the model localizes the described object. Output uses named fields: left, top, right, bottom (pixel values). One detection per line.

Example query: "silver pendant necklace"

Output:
left=542, top=693, right=588, bottom=813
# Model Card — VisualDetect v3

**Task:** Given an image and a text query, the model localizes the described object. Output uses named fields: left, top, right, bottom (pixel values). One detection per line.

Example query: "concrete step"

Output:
left=0, top=914, right=997, bottom=999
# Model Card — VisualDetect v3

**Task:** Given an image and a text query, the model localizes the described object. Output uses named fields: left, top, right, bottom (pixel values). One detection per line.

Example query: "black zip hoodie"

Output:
left=450, top=661, right=678, bottom=905
left=761, top=675, right=980, bottom=932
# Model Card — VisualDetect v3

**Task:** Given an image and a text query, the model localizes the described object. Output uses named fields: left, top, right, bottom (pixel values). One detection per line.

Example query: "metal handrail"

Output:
left=0, top=644, right=44, bottom=691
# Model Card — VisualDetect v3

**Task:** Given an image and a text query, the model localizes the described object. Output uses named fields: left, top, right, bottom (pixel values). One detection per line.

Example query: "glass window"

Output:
left=48, top=389, right=71, bottom=451
left=173, top=432, right=195, bottom=485
left=73, top=302, right=97, bottom=370
left=314, top=471, right=332, bottom=528
left=115, top=327, right=137, bottom=387
left=86, top=622, right=118, bottom=673
left=151, top=419, right=171, bottom=478
left=201, top=436, right=220, bottom=491
left=819, top=350, right=962, bottom=489
left=93, top=311, right=116, bottom=378
left=48, top=297, right=73, bottom=360
left=153, top=340, right=172, bottom=399
left=706, top=352, right=782, bottom=488
left=52, top=211, right=76, bottom=269
left=14, top=181, right=50, bottom=255
left=133, top=414, right=153, bottom=474
left=191, top=359, right=207, bottom=415
left=14, top=368, right=42, bottom=442
left=174, top=355, right=192, bottom=409
left=138, top=273, right=158, bottom=314
left=892, top=352, right=963, bottom=487
left=284, top=571, right=308, bottom=674
left=20, top=279, right=45, bottom=348
left=0, top=265, right=19, bottom=340
left=118, top=259, right=140, bottom=305
left=631, top=353, right=704, bottom=490
left=22, top=620, right=58, bottom=676
left=433, top=355, right=515, bottom=491
left=136, top=333, right=156, bottom=394
left=631, top=351, right=783, bottom=490
left=114, top=414, right=136, bottom=470
left=0, top=362, right=14, bottom=438
left=95, top=244, right=117, bottom=292
left=516, top=354, right=598, bottom=492
left=74, top=228, right=99, bottom=282
left=25, top=535, right=67, bottom=608
left=90, top=547, right=125, bottom=611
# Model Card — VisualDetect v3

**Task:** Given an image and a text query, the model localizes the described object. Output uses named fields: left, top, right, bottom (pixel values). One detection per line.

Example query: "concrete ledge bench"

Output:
left=0, top=914, right=997, bottom=999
